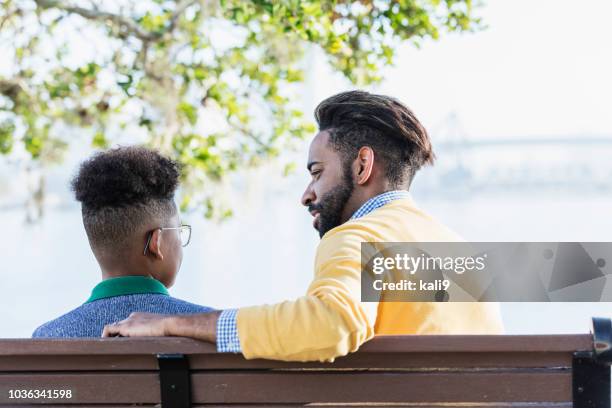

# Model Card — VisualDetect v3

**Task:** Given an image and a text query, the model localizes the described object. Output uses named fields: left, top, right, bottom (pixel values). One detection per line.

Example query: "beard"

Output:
left=308, top=170, right=355, bottom=238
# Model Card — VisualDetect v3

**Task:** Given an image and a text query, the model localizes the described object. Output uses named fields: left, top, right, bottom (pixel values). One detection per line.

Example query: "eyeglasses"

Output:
left=143, top=225, right=192, bottom=255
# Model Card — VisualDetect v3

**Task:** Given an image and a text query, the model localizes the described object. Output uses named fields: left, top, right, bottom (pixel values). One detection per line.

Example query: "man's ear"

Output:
left=147, top=229, right=164, bottom=261
left=354, top=146, right=375, bottom=185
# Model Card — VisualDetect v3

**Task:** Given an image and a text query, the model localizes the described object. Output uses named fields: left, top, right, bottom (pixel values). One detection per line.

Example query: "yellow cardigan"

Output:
left=236, top=198, right=504, bottom=361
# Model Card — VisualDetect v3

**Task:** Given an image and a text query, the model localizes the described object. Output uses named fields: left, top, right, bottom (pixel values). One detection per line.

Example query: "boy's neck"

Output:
left=101, top=270, right=151, bottom=281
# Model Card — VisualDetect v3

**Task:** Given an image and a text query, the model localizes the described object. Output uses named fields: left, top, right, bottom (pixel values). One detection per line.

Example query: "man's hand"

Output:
left=102, top=311, right=222, bottom=342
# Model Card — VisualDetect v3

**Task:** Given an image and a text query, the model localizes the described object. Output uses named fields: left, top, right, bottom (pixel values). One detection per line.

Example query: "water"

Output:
left=2, top=162, right=612, bottom=337
left=2, top=135, right=612, bottom=337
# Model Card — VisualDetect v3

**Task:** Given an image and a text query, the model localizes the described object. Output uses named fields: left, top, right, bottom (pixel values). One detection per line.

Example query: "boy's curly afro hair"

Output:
left=71, top=146, right=181, bottom=255
left=72, top=146, right=180, bottom=211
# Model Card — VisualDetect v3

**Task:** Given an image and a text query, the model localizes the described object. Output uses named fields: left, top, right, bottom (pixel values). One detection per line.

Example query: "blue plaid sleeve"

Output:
left=216, top=309, right=242, bottom=353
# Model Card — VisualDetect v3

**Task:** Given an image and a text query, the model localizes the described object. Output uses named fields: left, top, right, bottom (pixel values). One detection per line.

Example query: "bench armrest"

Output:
left=592, top=317, right=612, bottom=364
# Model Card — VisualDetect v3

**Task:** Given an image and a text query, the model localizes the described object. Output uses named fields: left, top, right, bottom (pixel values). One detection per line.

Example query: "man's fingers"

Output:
left=102, top=325, right=112, bottom=337
left=102, top=322, right=125, bottom=337
left=102, top=324, right=116, bottom=337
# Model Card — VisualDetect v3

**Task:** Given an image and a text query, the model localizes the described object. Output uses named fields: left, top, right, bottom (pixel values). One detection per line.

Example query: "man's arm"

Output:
left=102, top=310, right=221, bottom=341
left=233, top=225, right=378, bottom=361
left=103, top=225, right=377, bottom=361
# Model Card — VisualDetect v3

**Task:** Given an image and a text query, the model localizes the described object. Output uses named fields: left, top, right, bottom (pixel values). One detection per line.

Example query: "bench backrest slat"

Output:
left=0, top=335, right=596, bottom=406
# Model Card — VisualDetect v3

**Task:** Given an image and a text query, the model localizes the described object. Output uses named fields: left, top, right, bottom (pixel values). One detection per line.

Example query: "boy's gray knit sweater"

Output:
left=32, top=294, right=214, bottom=338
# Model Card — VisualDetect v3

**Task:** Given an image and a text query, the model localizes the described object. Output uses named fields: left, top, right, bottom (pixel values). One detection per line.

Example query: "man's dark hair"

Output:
left=71, top=146, right=180, bottom=254
left=315, top=90, right=435, bottom=188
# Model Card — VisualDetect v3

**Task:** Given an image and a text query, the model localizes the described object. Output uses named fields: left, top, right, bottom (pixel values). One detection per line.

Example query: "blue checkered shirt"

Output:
left=216, top=190, right=411, bottom=353
left=350, top=190, right=411, bottom=220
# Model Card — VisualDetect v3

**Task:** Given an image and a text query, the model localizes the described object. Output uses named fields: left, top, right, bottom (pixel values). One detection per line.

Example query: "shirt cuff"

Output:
left=216, top=308, right=242, bottom=353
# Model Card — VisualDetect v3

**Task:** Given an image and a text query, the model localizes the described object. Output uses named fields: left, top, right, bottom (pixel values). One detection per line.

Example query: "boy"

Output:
left=33, top=146, right=213, bottom=337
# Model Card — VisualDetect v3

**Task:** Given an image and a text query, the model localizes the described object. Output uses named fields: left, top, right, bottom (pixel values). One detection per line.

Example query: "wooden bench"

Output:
left=1, top=317, right=611, bottom=408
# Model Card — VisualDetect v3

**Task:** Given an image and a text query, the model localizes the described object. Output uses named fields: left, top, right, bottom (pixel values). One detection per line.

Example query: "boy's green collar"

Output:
left=85, top=275, right=169, bottom=304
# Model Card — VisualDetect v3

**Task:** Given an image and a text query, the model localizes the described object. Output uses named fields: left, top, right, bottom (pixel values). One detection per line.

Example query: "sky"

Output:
left=306, top=0, right=612, bottom=139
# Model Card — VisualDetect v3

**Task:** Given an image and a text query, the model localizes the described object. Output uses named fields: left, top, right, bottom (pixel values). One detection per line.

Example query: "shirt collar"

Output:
left=85, top=275, right=169, bottom=304
left=350, top=190, right=412, bottom=220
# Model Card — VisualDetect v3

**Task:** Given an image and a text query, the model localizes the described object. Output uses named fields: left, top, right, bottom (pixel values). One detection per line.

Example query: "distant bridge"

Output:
left=416, top=133, right=612, bottom=194
left=436, top=135, right=612, bottom=150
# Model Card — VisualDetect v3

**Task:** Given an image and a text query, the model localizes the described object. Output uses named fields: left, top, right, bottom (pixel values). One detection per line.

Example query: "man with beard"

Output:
left=103, top=91, right=504, bottom=361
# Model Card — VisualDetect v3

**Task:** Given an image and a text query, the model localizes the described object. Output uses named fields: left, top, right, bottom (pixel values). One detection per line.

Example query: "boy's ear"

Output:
left=147, top=229, right=164, bottom=260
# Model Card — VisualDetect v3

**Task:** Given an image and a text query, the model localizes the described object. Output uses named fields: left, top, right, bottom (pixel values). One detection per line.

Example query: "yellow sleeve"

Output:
left=236, top=223, right=378, bottom=362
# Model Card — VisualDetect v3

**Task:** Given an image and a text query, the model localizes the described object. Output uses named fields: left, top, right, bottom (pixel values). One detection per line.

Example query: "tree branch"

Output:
left=0, top=79, right=24, bottom=101
left=33, top=0, right=164, bottom=41
left=168, top=0, right=198, bottom=33
left=33, top=0, right=199, bottom=42
left=0, top=4, right=21, bottom=31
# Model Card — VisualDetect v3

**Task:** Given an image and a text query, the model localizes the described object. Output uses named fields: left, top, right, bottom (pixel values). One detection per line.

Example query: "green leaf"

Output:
left=24, top=134, right=43, bottom=159
left=178, top=102, right=198, bottom=125
left=92, top=131, right=109, bottom=149
left=0, top=120, right=15, bottom=154
left=283, top=161, right=296, bottom=176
